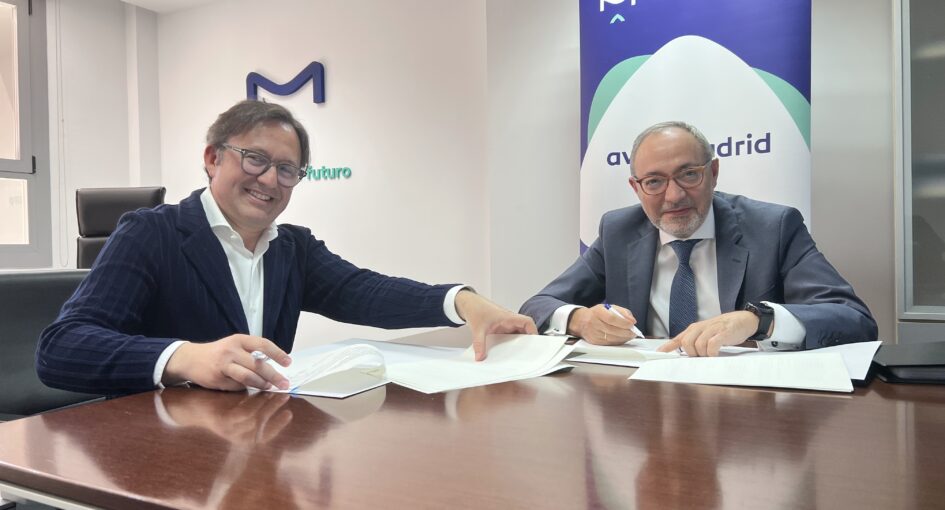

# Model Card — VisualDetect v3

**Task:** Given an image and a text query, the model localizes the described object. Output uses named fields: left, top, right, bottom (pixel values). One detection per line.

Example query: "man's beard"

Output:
left=653, top=198, right=706, bottom=238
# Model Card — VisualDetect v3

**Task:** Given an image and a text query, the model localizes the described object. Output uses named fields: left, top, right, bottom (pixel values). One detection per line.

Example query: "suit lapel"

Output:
left=178, top=190, right=249, bottom=334
left=626, top=223, right=658, bottom=333
left=262, top=230, right=296, bottom=340
left=713, top=194, right=748, bottom=312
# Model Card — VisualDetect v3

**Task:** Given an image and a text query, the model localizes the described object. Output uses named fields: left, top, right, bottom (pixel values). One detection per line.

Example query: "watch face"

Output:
left=746, top=302, right=771, bottom=315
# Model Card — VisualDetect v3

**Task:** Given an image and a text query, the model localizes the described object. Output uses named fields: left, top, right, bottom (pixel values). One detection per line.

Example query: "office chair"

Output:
left=0, top=270, right=102, bottom=422
left=76, top=186, right=166, bottom=269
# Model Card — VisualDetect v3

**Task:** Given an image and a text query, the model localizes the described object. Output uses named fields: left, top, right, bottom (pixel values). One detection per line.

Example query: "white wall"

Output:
left=124, top=4, right=161, bottom=187
left=486, top=0, right=580, bottom=311
left=47, top=0, right=130, bottom=268
left=157, top=0, right=489, bottom=347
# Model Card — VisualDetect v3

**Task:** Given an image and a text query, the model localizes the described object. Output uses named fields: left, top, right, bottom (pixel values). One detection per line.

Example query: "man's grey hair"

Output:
left=628, top=121, right=713, bottom=176
left=204, top=100, right=310, bottom=177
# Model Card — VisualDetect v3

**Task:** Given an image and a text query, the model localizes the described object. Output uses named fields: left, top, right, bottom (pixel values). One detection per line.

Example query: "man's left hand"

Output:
left=656, top=310, right=759, bottom=357
left=456, top=290, right=538, bottom=361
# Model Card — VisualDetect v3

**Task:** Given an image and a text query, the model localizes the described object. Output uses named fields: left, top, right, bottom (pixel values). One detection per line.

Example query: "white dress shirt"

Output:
left=152, top=189, right=467, bottom=386
left=548, top=204, right=805, bottom=350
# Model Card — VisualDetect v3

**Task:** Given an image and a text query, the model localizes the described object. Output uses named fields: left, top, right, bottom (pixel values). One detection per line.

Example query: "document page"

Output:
left=569, top=339, right=756, bottom=367
left=332, top=338, right=465, bottom=364
left=570, top=339, right=680, bottom=367
left=386, top=334, right=573, bottom=394
left=741, top=340, right=881, bottom=381
left=629, top=352, right=854, bottom=392
left=267, top=344, right=389, bottom=398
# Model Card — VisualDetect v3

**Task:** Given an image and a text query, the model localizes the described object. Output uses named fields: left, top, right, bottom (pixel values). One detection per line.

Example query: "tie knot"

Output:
left=670, top=239, right=700, bottom=265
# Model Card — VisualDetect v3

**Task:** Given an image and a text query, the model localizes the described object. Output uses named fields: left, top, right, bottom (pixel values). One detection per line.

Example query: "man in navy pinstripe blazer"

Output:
left=37, top=100, right=536, bottom=395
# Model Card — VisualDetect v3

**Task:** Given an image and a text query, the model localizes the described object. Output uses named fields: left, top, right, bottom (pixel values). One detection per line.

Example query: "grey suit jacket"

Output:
left=519, top=192, right=877, bottom=349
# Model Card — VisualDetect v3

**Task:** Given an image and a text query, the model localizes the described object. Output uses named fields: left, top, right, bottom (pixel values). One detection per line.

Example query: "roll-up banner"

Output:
left=580, top=0, right=812, bottom=249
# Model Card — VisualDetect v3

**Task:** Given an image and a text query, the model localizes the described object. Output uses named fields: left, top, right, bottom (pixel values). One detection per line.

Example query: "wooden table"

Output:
left=1, top=329, right=945, bottom=509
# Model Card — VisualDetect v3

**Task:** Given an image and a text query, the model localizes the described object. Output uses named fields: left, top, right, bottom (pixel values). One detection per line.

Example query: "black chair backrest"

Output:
left=76, top=186, right=166, bottom=268
left=0, top=270, right=101, bottom=420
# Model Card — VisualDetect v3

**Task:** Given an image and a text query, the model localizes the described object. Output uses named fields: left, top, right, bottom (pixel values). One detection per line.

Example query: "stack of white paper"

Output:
left=571, top=339, right=881, bottom=392
left=266, top=334, right=573, bottom=398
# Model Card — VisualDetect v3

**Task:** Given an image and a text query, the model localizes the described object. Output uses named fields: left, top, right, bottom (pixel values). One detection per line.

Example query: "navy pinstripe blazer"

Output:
left=37, top=189, right=457, bottom=394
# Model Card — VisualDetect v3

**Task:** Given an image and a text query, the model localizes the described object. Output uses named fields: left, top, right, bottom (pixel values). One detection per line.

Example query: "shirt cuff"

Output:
left=548, top=305, right=583, bottom=335
left=444, top=285, right=472, bottom=325
left=153, top=340, right=187, bottom=387
left=756, top=302, right=805, bottom=351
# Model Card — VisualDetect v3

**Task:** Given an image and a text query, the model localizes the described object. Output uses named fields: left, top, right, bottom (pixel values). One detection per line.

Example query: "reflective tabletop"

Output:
left=1, top=329, right=944, bottom=509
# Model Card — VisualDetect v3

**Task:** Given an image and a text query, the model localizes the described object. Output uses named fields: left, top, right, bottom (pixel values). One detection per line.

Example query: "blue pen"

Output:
left=603, top=303, right=645, bottom=339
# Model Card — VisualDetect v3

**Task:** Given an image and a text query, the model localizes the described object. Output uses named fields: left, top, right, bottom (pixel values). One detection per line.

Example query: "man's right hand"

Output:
left=162, top=334, right=292, bottom=391
left=567, top=304, right=640, bottom=345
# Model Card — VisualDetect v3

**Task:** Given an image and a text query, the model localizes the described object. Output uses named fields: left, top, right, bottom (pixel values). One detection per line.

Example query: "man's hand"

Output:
left=567, top=304, right=641, bottom=345
left=455, top=290, right=538, bottom=361
left=163, top=334, right=293, bottom=391
left=657, top=310, right=759, bottom=357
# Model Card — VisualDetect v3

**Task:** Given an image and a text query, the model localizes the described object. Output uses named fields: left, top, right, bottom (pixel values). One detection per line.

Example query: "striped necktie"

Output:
left=669, top=239, right=700, bottom=337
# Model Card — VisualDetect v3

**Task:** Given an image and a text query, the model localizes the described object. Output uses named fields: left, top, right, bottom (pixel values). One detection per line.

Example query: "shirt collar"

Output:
left=200, top=188, right=279, bottom=249
left=658, top=203, right=716, bottom=246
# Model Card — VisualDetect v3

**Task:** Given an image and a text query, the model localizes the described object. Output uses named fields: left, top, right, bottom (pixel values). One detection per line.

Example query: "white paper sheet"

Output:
left=333, top=338, right=466, bottom=364
left=267, top=344, right=388, bottom=398
left=569, top=339, right=681, bottom=367
left=629, top=352, right=854, bottom=392
left=740, top=340, right=882, bottom=381
left=569, top=339, right=757, bottom=367
left=289, top=369, right=389, bottom=398
left=386, top=334, right=573, bottom=394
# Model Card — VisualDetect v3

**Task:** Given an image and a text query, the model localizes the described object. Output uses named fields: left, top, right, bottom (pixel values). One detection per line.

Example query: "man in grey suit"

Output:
left=520, top=121, right=877, bottom=357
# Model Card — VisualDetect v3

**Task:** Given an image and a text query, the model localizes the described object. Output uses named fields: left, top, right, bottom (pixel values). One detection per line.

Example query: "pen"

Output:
left=603, top=303, right=645, bottom=339
left=251, top=350, right=269, bottom=362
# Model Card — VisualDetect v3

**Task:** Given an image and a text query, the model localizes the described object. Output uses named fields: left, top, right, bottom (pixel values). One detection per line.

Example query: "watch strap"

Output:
left=744, top=302, right=774, bottom=341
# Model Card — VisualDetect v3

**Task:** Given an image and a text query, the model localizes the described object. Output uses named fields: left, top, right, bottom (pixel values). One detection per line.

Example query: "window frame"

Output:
left=0, top=0, right=51, bottom=268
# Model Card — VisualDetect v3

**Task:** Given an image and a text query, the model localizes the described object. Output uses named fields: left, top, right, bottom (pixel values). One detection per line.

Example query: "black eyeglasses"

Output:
left=222, top=144, right=307, bottom=188
left=632, top=159, right=713, bottom=196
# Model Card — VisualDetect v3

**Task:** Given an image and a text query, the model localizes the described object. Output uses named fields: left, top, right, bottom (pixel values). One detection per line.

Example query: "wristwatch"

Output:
left=744, top=302, right=774, bottom=341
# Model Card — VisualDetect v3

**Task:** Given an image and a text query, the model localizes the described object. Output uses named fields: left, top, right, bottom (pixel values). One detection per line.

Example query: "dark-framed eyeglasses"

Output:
left=221, top=144, right=307, bottom=188
left=632, top=159, right=714, bottom=196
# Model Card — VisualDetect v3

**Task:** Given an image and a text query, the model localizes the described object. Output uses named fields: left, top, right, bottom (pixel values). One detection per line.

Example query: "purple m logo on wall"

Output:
left=246, top=61, right=326, bottom=103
